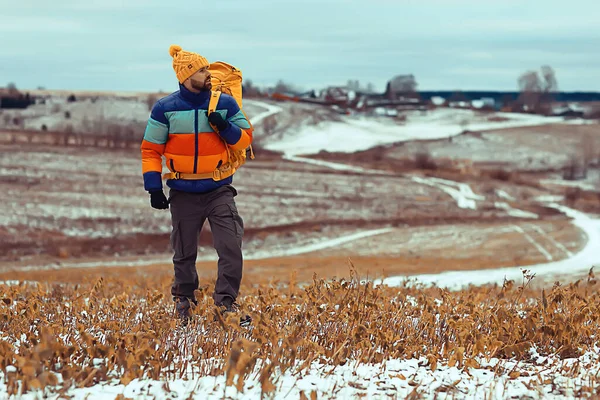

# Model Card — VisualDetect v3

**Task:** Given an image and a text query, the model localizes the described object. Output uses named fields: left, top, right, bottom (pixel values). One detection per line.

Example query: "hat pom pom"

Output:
left=169, top=45, right=182, bottom=57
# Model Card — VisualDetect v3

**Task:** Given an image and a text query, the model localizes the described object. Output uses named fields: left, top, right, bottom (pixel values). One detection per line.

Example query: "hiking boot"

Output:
left=174, top=297, right=196, bottom=325
left=216, top=302, right=252, bottom=327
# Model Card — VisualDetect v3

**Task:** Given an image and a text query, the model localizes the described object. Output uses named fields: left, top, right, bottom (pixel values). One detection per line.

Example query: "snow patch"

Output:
left=381, top=203, right=600, bottom=289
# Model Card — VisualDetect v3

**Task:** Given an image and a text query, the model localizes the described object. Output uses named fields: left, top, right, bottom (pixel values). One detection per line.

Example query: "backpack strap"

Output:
left=208, top=90, right=234, bottom=169
left=208, top=90, right=221, bottom=115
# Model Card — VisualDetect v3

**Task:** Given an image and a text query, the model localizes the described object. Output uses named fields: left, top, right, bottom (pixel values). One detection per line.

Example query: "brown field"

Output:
left=1, top=266, right=600, bottom=398
left=1, top=99, right=600, bottom=398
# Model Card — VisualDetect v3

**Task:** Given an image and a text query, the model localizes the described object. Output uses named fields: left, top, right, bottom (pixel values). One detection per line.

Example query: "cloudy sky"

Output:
left=2, top=0, right=599, bottom=93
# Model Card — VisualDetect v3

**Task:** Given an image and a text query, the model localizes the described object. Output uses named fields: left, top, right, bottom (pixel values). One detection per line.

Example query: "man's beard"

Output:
left=190, top=77, right=212, bottom=92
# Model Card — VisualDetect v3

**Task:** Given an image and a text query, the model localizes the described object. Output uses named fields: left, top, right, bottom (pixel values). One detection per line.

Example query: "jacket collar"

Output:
left=179, top=84, right=210, bottom=105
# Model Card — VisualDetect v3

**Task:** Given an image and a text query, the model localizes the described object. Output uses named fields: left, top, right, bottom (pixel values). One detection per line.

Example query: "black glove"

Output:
left=208, top=112, right=229, bottom=132
left=149, top=190, right=169, bottom=210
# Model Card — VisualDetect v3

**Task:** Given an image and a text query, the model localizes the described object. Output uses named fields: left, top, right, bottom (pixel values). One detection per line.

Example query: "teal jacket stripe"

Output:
left=143, top=118, right=168, bottom=144
left=166, top=109, right=228, bottom=134
left=228, top=110, right=251, bottom=129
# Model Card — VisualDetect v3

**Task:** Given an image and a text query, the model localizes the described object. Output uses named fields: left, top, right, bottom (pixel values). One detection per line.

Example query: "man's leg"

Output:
left=169, top=190, right=205, bottom=301
left=207, top=187, right=244, bottom=306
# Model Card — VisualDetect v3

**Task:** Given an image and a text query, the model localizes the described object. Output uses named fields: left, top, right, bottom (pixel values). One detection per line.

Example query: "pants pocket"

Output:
left=227, top=204, right=244, bottom=239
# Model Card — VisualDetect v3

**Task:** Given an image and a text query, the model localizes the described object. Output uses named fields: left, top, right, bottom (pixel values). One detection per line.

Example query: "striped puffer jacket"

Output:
left=140, top=84, right=253, bottom=193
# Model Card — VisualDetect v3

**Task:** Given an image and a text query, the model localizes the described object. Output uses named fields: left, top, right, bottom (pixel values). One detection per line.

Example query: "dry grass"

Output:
left=1, top=265, right=599, bottom=396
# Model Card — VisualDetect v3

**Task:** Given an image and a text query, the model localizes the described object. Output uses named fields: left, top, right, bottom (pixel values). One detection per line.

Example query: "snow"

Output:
left=495, top=189, right=516, bottom=201
left=541, top=178, right=598, bottom=192
left=411, top=176, right=485, bottom=210
left=260, top=107, right=569, bottom=156
left=4, top=352, right=600, bottom=399
left=494, top=202, right=539, bottom=219
left=246, top=228, right=394, bottom=260
left=512, top=224, right=553, bottom=261
left=431, top=96, right=446, bottom=106
left=0, top=280, right=38, bottom=286
left=285, top=155, right=393, bottom=174
left=526, top=223, right=574, bottom=257
left=381, top=203, right=600, bottom=290
left=14, top=229, right=395, bottom=271
left=244, top=100, right=281, bottom=125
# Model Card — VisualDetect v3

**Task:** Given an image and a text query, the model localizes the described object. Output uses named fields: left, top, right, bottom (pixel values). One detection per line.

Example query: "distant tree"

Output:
left=347, top=80, right=361, bottom=91
left=517, top=65, right=558, bottom=113
left=517, top=71, right=542, bottom=112
left=145, top=94, right=158, bottom=111
left=41, top=124, right=48, bottom=131
left=6, top=82, right=18, bottom=95
left=242, top=80, right=261, bottom=97
left=273, top=80, right=295, bottom=94
left=67, top=94, right=77, bottom=102
left=64, top=111, right=71, bottom=119
left=540, top=65, right=558, bottom=104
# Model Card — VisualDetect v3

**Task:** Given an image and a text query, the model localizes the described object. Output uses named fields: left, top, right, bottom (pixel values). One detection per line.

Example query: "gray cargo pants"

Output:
left=168, top=185, right=244, bottom=306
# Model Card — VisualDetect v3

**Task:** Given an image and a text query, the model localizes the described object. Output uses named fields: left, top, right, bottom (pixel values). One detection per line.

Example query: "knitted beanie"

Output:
left=169, top=44, right=210, bottom=83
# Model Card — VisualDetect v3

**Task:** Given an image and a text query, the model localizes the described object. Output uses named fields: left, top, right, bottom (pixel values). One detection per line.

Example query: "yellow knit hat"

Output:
left=169, top=44, right=210, bottom=84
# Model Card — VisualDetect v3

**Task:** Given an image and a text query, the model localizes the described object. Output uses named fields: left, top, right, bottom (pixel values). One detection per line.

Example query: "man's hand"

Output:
left=208, top=112, right=229, bottom=132
left=149, top=190, right=169, bottom=209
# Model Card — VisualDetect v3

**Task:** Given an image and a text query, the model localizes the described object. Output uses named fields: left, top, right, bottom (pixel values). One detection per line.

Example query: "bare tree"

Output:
left=347, top=80, right=360, bottom=91
left=6, top=82, right=18, bottom=95
left=145, top=94, right=158, bottom=111
left=541, top=65, right=558, bottom=93
left=273, top=80, right=295, bottom=94
left=540, top=65, right=558, bottom=107
left=517, top=66, right=558, bottom=113
left=242, top=80, right=260, bottom=97
left=517, top=71, right=542, bottom=112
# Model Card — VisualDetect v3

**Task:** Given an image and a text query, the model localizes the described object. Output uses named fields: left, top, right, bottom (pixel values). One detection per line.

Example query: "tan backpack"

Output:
left=162, top=62, right=254, bottom=182
left=207, top=61, right=255, bottom=180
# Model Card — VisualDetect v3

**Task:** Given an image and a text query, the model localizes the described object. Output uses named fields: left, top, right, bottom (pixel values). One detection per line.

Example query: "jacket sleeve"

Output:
left=140, top=100, right=169, bottom=191
left=217, top=94, right=254, bottom=151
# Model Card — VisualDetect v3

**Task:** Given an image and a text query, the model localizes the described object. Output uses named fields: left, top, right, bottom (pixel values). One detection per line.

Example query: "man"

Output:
left=140, top=44, right=253, bottom=326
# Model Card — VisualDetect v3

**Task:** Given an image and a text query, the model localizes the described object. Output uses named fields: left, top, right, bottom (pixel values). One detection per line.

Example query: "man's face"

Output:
left=188, top=67, right=212, bottom=92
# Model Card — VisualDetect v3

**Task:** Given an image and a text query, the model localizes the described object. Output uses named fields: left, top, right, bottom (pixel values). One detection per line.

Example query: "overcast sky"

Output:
left=2, top=0, right=599, bottom=93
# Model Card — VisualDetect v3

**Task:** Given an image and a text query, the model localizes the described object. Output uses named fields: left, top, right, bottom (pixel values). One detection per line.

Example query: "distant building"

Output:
left=471, top=98, right=495, bottom=109
left=0, top=87, right=35, bottom=109
left=322, top=86, right=357, bottom=105
left=386, top=75, right=418, bottom=100
left=431, top=96, right=446, bottom=106
left=551, top=103, right=586, bottom=118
